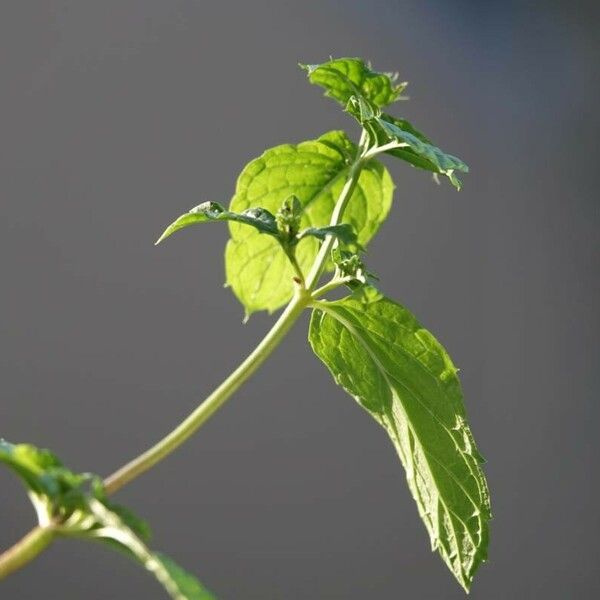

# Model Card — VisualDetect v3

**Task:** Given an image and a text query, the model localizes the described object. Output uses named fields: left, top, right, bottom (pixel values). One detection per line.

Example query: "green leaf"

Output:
left=225, top=130, right=393, bottom=315
left=0, top=439, right=93, bottom=521
left=308, top=291, right=491, bottom=591
left=375, top=115, right=468, bottom=190
left=0, top=439, right=64, bottom=497
left=300, top=57, right=467, bottom=190
left=87, top=499, right=215, bottom=600
left=104, top=501, right=153, bottom=542
left=156, top=553, right=216, bottom=600
left=0, top=439, right=215, bottom=600
left=301, top=57, right=405, bottom=109
left=156, top=201, right=278, bottom=245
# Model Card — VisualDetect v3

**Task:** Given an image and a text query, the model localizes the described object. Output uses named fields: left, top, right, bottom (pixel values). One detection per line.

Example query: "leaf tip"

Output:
left=155, top=224, right=177, bottom=246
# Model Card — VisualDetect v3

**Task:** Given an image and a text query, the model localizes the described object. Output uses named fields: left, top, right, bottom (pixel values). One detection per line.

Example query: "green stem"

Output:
left=0, top=526, right=54, bottom=580
left=105, top=151, right=365, bottom=495
left=305, top=158, right=364, bottom=290
left=104, top=286, right=310, bottom=495
left=283, top=246, right=306, bottom=287
left=0, top=136, right=368, bottom=579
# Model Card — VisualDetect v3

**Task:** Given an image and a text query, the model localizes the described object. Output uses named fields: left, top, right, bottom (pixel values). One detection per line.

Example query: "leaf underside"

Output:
left=225, top=130, right=393, bottom=315
left=308, top=291, right=491, bottom=591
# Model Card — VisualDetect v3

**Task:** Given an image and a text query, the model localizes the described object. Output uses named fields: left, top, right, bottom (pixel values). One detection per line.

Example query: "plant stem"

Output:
left=105, top=152, right=365, bottom=494
left=305, top=158, right=364, bottom=290
left=283, top=247, right=306, bottom=287
left=0, top=526, right=54, bottom=580
left=311, top=276, right=354, bottom=299
left=104, top=287, right=310, bottom=495
left=0, top=139, right=368, bottom=580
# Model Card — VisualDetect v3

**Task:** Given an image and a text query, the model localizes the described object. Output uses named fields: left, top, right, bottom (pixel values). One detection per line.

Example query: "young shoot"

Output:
left=1, top=57, right=489, bottom=598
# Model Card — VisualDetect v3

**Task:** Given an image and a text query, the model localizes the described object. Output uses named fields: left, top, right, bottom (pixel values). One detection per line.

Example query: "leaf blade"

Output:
left=156, top=553, right=216, bottom=600
left=301, top=57, right=405, bottom=108
left=225, top=131, right=393, bottom=315
left=0, top=439, right=216, bottom=600
left=156, top=201, right=278, bottom=245
left=88, top=499, right=215, bottom=600
left=376, top=115, right=468, bottom=190
left=308, top=292, right=490, bottom=591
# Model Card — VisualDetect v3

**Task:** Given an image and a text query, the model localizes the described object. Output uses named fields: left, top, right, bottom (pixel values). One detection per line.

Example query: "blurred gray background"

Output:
left=1, top=1, right=598, bottom=598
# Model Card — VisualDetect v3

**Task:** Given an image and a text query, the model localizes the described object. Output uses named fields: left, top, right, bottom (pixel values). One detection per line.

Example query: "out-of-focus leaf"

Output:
left=0, top=439, right=215, bottom=599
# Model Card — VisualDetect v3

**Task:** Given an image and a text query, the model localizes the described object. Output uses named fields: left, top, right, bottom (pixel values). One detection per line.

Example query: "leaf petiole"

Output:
left=282, top=247, right=306, bottom=287
left=363, top=140, right=409, bottom=159
left=310, top=276, right=355, bottom=300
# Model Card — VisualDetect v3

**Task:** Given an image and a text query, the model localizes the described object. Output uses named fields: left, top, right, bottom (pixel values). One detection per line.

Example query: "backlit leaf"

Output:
left=300, top=57, right=405, bottom=109
left=308, top=291, right=491, bottom=591
left=225, top=130, right=393, bottom=315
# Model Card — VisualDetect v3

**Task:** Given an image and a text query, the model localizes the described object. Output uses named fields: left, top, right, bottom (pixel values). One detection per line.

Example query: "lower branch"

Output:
left=0, top=526, right=54, bottom=580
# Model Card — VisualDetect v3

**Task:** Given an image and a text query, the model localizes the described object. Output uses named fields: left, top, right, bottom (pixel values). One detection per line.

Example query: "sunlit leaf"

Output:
left=225, top=130, right=393, bottom=315
left=308, top=291, right=491, bottom=590
left=301, top=57, right=405, bottom=109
